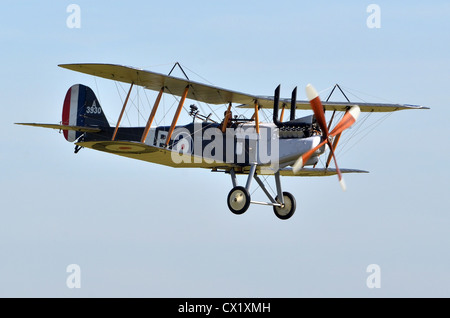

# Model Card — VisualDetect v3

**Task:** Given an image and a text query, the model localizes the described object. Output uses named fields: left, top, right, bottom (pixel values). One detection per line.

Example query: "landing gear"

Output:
left=226, top=166, right=297, bottom=220
left=227, top=186, right=250, bottom=215
left=273, top=192, right=296, bottom=220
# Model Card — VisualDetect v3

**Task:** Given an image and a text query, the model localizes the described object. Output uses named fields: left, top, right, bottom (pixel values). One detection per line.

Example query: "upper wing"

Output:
left=59, top=63, right=428, bottom=112
left=238, top=98, right=428, bottom=112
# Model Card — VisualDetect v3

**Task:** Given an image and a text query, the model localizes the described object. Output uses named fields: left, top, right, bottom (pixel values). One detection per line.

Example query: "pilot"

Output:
left=220, top=110, right=233, bottom=131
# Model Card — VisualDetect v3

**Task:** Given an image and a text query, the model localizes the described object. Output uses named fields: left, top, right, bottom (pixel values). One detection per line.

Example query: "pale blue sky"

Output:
left=1, top=0, right=449, bottom=297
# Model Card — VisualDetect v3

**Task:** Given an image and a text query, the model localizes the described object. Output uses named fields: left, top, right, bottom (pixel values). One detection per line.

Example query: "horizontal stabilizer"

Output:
left=15, top=123, right=101, bottom=133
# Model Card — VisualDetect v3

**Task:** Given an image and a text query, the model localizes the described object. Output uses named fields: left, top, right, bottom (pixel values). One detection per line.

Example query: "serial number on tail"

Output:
left=85, top=105, right=102, bottom=114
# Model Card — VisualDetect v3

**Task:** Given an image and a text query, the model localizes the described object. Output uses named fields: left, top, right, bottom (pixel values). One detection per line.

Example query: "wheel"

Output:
left=273, top=192, right=296, bottom=220
left=227, top=186, right=251, bottom=215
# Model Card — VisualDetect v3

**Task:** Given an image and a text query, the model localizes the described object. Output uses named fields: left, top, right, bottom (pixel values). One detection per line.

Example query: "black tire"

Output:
left=227, top=186, right=251, bottom=215
left=273, top=192, right=296, bottom=220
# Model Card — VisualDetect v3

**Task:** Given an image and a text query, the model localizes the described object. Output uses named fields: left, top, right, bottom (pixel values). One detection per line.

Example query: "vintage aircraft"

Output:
left=17, top=63, right=428, bottom=220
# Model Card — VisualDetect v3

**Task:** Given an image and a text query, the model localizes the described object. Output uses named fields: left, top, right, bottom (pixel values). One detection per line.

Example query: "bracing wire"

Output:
left=337, top=112, right=393, bottom=158
left=319, top=84, right=393, bottom=166
left=180, top=64, right=216, bottom=86
left=113, top=81, right=131, bottom=126
left=115, top=81, right=151, bottom=127
left=93, top=77, right=114, bottom=125
left=339, top=85, right=395, bottom=104
left=250, top=174, right=276, bottom=198
left=317, top=83, right=396, bottom=162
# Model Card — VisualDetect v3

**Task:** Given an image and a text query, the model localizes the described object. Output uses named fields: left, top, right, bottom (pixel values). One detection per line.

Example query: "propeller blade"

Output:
left=292, top=139, right=328, bottom=174
left=325, top=106, right=359, bottom=190
left=326, top=139, right=346, bottom=191
left=325, top=106, right=360, bottom=168
left=325, top=132, right=342, bottom=168
left=292, top=100, right=360, bottom=191
left=329, top=105, right=360, bottom=137
left=306, top=84, right=329, bottom=136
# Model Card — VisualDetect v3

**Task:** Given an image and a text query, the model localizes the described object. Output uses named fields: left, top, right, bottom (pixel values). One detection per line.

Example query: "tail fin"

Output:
left=62, top=84, right=109, bottom=142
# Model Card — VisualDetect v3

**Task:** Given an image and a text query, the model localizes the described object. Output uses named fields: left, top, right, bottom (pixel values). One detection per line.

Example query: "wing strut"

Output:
left=141, top=86, right=164, bottom=142
left=254, top=100, right=260, bottom=134
left=165, top=85, right=190, bottom=147
left=112, top=82, right=134, bottom=141
left=221, top=102, right=232, bottom=133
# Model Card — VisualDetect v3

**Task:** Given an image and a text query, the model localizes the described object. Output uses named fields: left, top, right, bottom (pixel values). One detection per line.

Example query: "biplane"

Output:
left=17, top=63, right=428, bottom=220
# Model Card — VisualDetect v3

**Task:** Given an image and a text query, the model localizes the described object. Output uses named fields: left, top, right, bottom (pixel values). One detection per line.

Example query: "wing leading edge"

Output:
left=239, top=99, right=428, bottom=112
left=59, top=63, right=428, bottom=113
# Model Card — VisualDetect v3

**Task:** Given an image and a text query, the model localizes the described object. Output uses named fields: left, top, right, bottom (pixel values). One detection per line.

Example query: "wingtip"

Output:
left=403, top=104, right=430, bottom=110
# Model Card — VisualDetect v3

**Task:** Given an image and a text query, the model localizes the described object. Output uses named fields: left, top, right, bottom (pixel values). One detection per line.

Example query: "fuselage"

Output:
left=82, top=121, right=325, bottom=168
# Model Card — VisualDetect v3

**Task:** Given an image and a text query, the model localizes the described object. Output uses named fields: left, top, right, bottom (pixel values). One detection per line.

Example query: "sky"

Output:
left=1, top=0, right=449, bottom=297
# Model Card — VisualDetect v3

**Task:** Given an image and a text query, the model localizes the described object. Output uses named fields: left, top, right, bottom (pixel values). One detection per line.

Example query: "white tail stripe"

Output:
left=68, top=84, right=79, bottom=142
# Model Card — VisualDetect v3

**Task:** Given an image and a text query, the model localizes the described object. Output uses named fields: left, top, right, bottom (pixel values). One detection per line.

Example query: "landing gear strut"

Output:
left=226, top=166, right=297, bottom=220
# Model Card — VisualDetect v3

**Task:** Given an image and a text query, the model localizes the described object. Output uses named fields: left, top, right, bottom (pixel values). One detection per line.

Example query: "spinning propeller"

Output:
left=292, top=84, right=361, bottom=191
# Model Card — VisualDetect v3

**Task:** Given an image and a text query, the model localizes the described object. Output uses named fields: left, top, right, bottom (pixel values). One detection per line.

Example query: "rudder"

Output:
left=62, top=84, right=109, bottom=142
